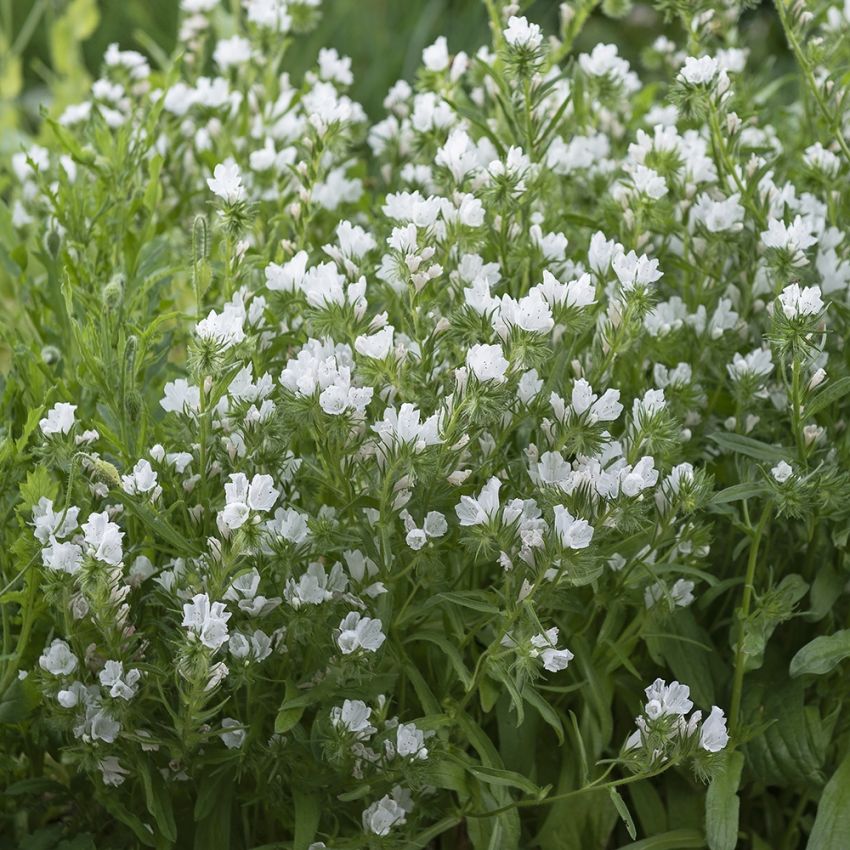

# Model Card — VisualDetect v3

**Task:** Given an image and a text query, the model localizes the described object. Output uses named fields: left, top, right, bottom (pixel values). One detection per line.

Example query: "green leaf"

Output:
left=292, top=789, right=320, bottom=850
left=615, top=829, right=706, bottom=849
left=427, top=590, right=501, bottom=614
left=0, top=677, right=40, bottom=724
left=407, top=630, right=472, bottom=688
left=711, top=482, right=769, bottom=505
left=705, top=751, right=743, bottom=850
left=466, top=763, right=544, bottom=797
left=139, top=759, right=178, bottom=843
left=805, top=376, right=850, bottom=418
left=708, top=433, right=792, bottom=463
left=790, top=630, right=850, bottom=677
left=807, top=750, right=850, bottom=849
left=609, top=787, right=637, bottom=841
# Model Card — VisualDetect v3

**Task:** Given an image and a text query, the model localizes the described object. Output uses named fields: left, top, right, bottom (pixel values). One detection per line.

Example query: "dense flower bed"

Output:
left=2, top=1, right=850, bottom=848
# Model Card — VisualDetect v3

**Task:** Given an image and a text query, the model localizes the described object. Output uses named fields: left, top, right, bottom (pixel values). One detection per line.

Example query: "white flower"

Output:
left=552, top=505, right=594, bottom=549
left=699, top=706, right=729, bottom=752
left=727, top=349, right=773, bottom=381
left=207, top=161, right=245, bottom=202
left=355, top=325, right=394, bottom=359
left=39, top=639, right=78, bottom=676
left=336, top=612, right=386, bottom=654
left=81, top=512, right=124, bottom=566
left=422, top=35, right=450, bottom=71
left=39, top=402, right=76, bottom=435
left=213, top=36, right=253, bottom=70
left=612, top=250, right=663, bottom=290
left=678, top=55, right=719, bottom=85
left=219, top=473, right=279, bottom=531
left=456, top=477, right=502, bottom=526
left=99, top=756, right=130, bottom=787
left=330, top=699, right=376, bottom=739
left=196, top=301, right=246, bottom=349
left=31, top=497, right=79, bottom=544
left=220, top=717, right=246, bottom=749
left=761, top=216, right=818, bottom=265
left=530, top=628, right=574, bottom=672
left=466, top=343, right=509, bottom=382
left=161, top=379, right=200, bottom=414
left=503, top=15, right=543, bottom=50
left=121, top=459, right=159, bottom=496
left=372, top=403, right=442, bottom=452
left=362, top=793, right=408, bottom=837
left=777, top=283, right=824, bottom=319
left=396, top=722, right=429, bottom=759
left=98, top=660, right=141, bottom=700
left=771, top=460, right=793, bottom=483
left=643, top=678, right=693, bottom=718
left=182, top=593, right=231, bottom=651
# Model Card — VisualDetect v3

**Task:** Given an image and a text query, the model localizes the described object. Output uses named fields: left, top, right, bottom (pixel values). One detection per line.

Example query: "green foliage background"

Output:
left=3, top=0, right=790, bottom=124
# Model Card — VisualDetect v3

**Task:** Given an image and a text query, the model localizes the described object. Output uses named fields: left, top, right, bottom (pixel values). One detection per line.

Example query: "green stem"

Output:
left=774, top=0, right=850, bottom=166
left=466, top=763, right=673, bottom=819
left=729, top=504, right=771, bottom=732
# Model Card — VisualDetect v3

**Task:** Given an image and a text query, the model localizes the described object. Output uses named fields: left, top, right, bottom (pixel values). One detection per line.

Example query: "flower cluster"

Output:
left=3, top=0, right=850, bottom=847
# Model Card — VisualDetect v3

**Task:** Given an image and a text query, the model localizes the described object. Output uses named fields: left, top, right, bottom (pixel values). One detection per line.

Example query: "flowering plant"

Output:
left=2, top=0, right=850, bottom=848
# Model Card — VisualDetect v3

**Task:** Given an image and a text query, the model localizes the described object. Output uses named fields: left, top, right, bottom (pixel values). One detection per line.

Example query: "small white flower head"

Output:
left=207, top=161, right=245, bottom=203
left=330, top=699, right=376, bottom=739
left=213, top=35, right=253, bottom=71
left=219, top=472, right=280, bottom=531
left=612, top=250, right=663, bottom=291
left=121, top=459, right=159, bottom=496
left=422, top=35, right=450, bottom=72
left=727, top=349, right=774, bottom=382
left=678, top=55, right=719, bottom=85
left=81, top=511, right=124, bottom=566
left=643, top=678, right=693, bottom=719
left=699, top=706, right=729, bottom=752
left=362, top=792, right=409, bottom=837
left=771, top=460, right=794, bottom=484
left=336, top=612, right=386, bottom=654
left=466, top=343, right=509, bottom=382
left=761, top=216, right=818, bottom=263
left=98, top=660, right=141, bottom=700
left=552, top=505, right=594, bottom=550
left=161, top=379, right=201, bottom=414
left=396, top=722, right=429, bottom=759
left=39, top=402, right=77, bottom=436
left=456, top=477, right=502, bottom=526
left=31, top=497, right=79, bottom=544
left=777, top=283, right=824, bottom=319
left=503, top=15, right=543, bottom=51
left=182, top=593, right=231, bottom=651
left=530, top=628, right=575, bottom=672
left=39, top=639, right=78, bottom=676
left=219, top=717, right=246, bottom=749
left=99, top=756, right=130, bottom=787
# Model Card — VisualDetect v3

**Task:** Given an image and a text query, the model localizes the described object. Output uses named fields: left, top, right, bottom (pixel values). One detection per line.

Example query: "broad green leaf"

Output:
left=790, top=630, right=850, bottom=677
left=807, top=750, right=850, bottom=850
left=745, top=679, right=829, bottom=788
left=705, top=751, right=743, bottom=850
left=805, top=376, right=850, bottom=418
left=293, top=789, right=321, bottom=850
left=139, top=760, right=178, bottom=843
left=0, top=676, right=40, bottom=724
